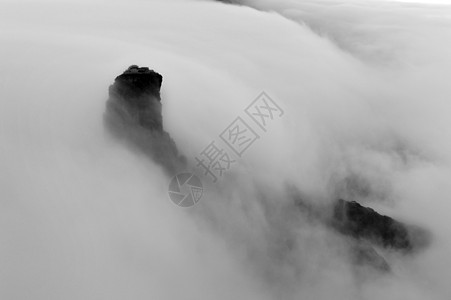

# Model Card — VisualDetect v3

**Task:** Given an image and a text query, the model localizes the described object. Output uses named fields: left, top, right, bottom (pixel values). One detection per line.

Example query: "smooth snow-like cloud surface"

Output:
left=1, top=0, right=451, bottom=299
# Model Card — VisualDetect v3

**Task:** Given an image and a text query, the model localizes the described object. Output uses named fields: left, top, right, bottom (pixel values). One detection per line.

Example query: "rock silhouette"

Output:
left=104, top=65, right=186, bottom=175
left=293, top=192, right=431, bottom=271
left=332, top=199, right=431, bottom=253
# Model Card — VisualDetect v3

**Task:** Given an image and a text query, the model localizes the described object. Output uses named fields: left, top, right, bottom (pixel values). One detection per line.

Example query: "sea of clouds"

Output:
left=1, top=0, right=451, bottom=299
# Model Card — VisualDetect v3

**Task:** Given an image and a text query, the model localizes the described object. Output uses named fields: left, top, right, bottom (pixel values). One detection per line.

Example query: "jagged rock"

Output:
left=291, top=189, right=431, bottom=271
left=104, top=65, right=186, bottom=175
left=332, top=199, right=431, bottom=253
left=108, top=65, right=164, bottom=131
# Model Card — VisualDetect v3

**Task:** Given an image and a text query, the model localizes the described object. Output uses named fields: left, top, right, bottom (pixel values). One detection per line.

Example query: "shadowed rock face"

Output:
left=104, top=65, right=186, bottom=176
left=332, top=199, right=431, bottom=253
left=293, top=192, right=431, bottom=272
left=327, top=199, right=431, bottom=272
left=109, top=65, right=164, bottom=132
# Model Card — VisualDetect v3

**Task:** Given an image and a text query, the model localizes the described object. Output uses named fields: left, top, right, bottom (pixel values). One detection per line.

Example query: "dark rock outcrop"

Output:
left=332, top=199, right=431, bottom=253
left=292, top=190, right=431, bottom=271
left=327, top=199, right=431, bottom=271
left=104, top=65, right=186, bottom=175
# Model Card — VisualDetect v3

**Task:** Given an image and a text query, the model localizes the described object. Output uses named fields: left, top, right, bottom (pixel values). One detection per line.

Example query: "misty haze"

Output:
left=1, top=0, right=451, bottom=299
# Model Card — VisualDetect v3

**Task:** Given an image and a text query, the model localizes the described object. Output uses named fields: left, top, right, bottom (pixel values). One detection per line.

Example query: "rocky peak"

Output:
left=104, top=65, right=186, bottom=175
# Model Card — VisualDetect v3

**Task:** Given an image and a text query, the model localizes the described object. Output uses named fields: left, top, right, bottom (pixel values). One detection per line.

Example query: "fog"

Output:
left=1, top=0, right=451, bottom=299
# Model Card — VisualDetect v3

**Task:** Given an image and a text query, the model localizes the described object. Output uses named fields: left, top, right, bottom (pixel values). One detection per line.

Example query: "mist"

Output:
left=1, top=0, right=451, bottom=299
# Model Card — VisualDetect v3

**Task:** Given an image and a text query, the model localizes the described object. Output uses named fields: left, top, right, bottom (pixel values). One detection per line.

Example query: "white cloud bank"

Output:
left=1, top=0, right=451, bottom=299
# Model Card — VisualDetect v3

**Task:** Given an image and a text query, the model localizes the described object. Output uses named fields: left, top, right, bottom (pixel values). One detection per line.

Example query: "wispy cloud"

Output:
left=1, top=0, right=450, bottom=299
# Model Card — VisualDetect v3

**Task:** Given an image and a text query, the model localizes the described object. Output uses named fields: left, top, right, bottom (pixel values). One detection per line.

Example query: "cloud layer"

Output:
left=1, top=0, right=451, bottom=299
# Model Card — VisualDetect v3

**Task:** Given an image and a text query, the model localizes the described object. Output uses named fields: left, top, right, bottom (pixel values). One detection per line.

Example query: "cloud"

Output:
left=1, top=0, right=451, bottom=299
